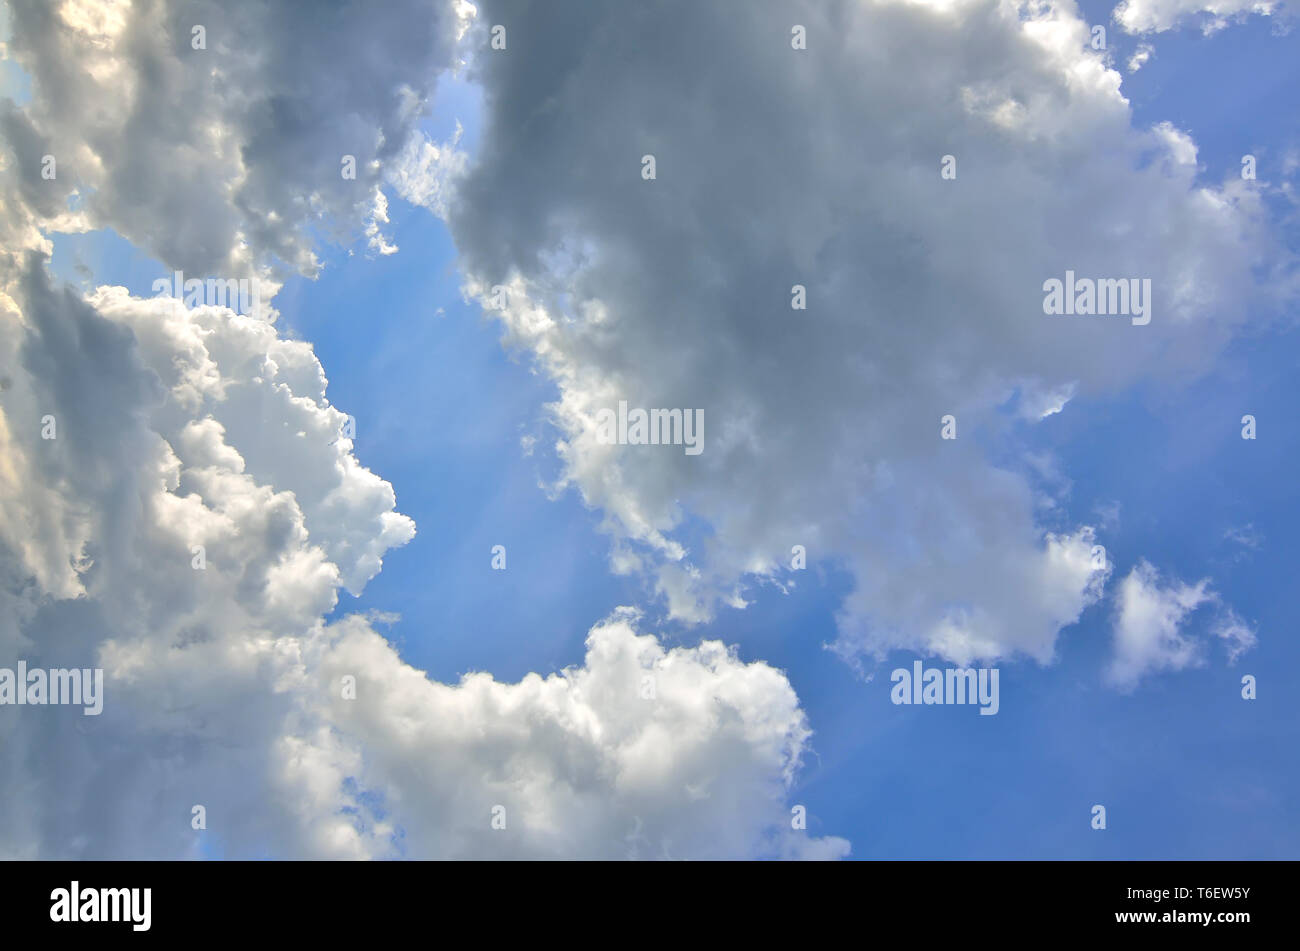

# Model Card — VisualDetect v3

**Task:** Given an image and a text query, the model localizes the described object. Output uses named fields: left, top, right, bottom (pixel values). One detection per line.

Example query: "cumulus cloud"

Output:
left=316, top=606, right=849, bottom=859
left=446, top=0, right=1289, bottom=667
left=1107, top=561, right=1254, bottom=689
left=0, top=0, right=466, bottom=288
left=1113, top=0, right=1287, bottom=35
left=0, top=257, right=840, bottom=858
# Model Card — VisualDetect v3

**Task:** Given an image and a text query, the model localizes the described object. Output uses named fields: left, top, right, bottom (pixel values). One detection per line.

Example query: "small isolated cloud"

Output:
left=1224, top=523, right=1263, bottom=555
left=1128, top=42, right=1155, bottom=72
left=1212, top=608, right=1258, bottom=663
left=1017, top=379, right=1078, bottom=420
left=1107, top=560, right=1254, bottom=689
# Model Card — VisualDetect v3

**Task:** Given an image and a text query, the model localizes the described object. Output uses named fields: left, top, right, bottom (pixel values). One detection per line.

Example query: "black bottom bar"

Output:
left=1, top=860, right=1282, bottom=938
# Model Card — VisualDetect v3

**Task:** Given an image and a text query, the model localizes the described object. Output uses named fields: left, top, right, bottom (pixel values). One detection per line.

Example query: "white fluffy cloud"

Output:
left=1127, top=42, right=1154, bottom=72
left=0, top=261, right=842, bottom=858
left=1113, top=0, right=1285, bottom=34
left=1107, top=560, right=1254, bottom=690
left=447, top=0, right=1286, bottom=667
left=315, top=607, right=848, bottom=859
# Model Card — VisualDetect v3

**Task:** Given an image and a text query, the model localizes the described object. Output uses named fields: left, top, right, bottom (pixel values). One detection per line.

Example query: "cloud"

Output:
left=389, top=120, right=470, bottom=220
left=1224, top=522, right=1262, bottom=556
left=1127, top=42, right=1154, bottom=72
left=1016, top=379, right=1078, bottom=420
left=445, top=0, right=1289, bottom=667
left=1113, top=0, right=1287, bottom=34
left=1107, top=560, right=1253, bottom=689
left=1211, top=608, right=1257, bottom=663
left=315, top=606, right=849, bottom=859
left=0, top=0, right=466, bottom=287
left=0, top=255, right=842, bottom=858
left=1108, top=562, right=1212, bottom=688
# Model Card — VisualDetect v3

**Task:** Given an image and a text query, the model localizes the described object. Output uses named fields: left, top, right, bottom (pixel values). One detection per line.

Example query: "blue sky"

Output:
left=7, top=0, right=1298, bottom=859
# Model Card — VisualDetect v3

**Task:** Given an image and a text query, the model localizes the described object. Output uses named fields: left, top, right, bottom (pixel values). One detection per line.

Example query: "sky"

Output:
left=0, top=0, right=1297, bottom=859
